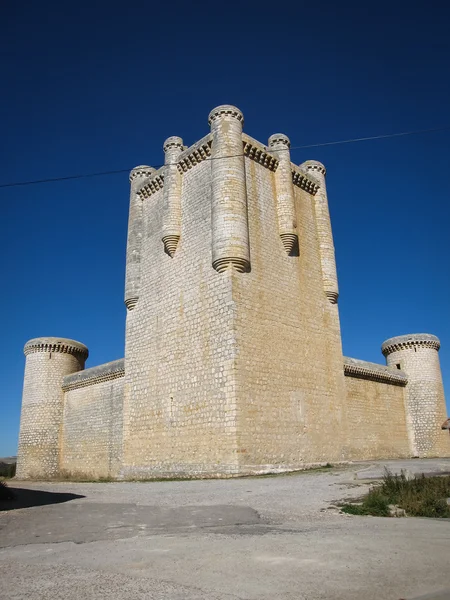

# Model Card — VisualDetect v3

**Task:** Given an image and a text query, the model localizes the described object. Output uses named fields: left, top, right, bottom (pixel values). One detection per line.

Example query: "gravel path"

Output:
left=1, top=459, right=450, bottom=600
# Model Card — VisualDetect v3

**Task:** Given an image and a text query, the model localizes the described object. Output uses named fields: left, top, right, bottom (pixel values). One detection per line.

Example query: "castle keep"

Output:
left=16, top=105, right=449, bottom=480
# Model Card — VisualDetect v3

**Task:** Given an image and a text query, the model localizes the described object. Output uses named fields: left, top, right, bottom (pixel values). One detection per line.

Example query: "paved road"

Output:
left=1, top=459, right=450, bottom=600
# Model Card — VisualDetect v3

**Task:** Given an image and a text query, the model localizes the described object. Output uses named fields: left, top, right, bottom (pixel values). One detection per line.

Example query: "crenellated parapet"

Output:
left=209, top=105, right=250, bottom=273
left=129, top=165, right=156, bottom=183
left=209, top=104, right=244, bottom=124
left=301, top=160, right=339, bottom=304
left=177, top=134, right=212, bottom=173
left=291, top=165, right=320, bottom=194
left=303, top=160, right=326, bottom=177
left=63, top=358, right=125, bottom=391
left=24, top=337, right=89, bottom=360
left=137, top=169, right=164, bottom=199
left=268, top=133, right=298, bottom=254
left=243, top=134, right=278, bottom=170
left=162, top=136, right=184, bottom=257
left=382, top=333, right=440, bottom=356
left=344, top=356, right=407, bottom=386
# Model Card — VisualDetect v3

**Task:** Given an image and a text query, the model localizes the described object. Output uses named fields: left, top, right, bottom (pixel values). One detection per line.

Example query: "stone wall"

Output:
left=122, top=156, right=240, bottom=478
left=121, top=117, right=350, bottom=477
left=61, top=359, right=124, bottom=478
left=343, top=358, right=411, bottom=459
left=232, top=158, right=347, bottom=471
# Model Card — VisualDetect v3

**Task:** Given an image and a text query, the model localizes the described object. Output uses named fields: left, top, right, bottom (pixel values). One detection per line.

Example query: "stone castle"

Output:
left=16, top=105, right=449, bottom=480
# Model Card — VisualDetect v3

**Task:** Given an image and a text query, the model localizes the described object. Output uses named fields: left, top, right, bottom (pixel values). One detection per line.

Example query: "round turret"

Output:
left=382, top=333, right=448, bottom=457
left=301, top=160, right=326, bottom=176
left=268, top=134, right=297, bottom=254
left=208, top=104, right=250, bottom=273
left=300, top=160, right=338, bottom=304
left=208, top=104, right=244, bottom=125
left=16, top=337, right=88, bottom=479
left=268, top=133, right=291, bottom=150
left=162, top=137, right=184, bottom=257
left=163, top=136, right=184, bottom=155
left=125, top=166, right=156, bottom=310
left=129, top=165, right=156, bottom=183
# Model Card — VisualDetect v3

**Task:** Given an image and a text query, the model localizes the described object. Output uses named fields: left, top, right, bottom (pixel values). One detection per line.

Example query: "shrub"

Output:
left=341, top=469, right=450, bottom=518
left=0, top=462, right=16, bottom=478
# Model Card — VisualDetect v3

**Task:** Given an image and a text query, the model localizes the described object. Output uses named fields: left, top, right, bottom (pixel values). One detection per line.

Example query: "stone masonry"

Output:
left=15, top=105, right=449, bottom=480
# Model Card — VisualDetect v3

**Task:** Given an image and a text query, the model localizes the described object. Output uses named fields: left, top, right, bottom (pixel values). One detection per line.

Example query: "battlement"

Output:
left=136, top=132, right=320, bottom=204
left=344, top=356, right=408, bottom=386
left=268, top=133, right=291, bottom=148
left=176, top=134, right=212, bottom=173
left=291, top=164, right=320, bottom=194
left=208, top=104, right=244, bottom=125
left=163, top=136, right=184, bottom=153
left=382, top=333, right=440, bottom=356
left=302, top=160, right=326, bottom=176
left=129, top=165, right=156, bottom=182
left=24, top=337, right=88, bottom=359
left=62, top=358, right=125, bottom=391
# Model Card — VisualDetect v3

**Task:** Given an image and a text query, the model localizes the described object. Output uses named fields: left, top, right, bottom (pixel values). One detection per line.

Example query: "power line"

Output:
left=0, top=168, right=132, bottom=188
left=291, top=125, right=450, bottom=149
left=1, top=125, right=448, bottom=189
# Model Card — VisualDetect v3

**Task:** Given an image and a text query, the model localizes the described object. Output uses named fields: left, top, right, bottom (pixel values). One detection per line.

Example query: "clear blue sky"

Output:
left=1, top=1, right=449, bottom=456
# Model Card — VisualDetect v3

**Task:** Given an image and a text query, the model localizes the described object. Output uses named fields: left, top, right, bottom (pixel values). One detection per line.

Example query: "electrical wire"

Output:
left=1, top=125, right=448, bottom=189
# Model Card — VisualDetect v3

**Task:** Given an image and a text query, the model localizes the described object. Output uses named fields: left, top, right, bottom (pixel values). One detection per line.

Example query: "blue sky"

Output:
left=1, top=1, right=449, bottom=456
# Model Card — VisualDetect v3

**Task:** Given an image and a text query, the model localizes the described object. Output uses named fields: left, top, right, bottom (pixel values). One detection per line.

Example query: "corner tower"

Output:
left=382, top=334, right=449, bottom=457
left=16, top=337, right=88, bottom=479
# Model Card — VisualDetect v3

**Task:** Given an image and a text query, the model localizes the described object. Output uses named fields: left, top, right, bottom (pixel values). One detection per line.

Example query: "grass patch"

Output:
left=341, top=469, right=450, bottom=518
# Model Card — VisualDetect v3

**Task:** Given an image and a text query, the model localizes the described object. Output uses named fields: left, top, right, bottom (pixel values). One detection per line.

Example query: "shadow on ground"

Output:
left=0, top=487, right=85, bottom=511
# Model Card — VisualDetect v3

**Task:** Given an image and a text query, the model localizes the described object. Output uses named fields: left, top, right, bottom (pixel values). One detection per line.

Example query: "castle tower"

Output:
left=382, top=334, right=449, bottom=457
left=301, top=160, right=339, bottom=304
left=125, top=165, right=156, bottom=310
left=16, top=337, right=88, bottom=479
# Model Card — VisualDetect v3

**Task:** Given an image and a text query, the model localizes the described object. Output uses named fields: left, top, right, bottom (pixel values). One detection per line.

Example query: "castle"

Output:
left=16, top=105, right=449, bottom=480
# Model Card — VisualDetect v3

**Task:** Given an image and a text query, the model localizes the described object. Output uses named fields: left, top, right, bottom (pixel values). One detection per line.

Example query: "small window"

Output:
left=396, top=363, right=401, bottom=370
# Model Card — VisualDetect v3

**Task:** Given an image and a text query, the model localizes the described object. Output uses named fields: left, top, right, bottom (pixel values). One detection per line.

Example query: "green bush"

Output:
left=341, top=469, right=450, bottom=518
left=0, top=462, right=16, bottom=478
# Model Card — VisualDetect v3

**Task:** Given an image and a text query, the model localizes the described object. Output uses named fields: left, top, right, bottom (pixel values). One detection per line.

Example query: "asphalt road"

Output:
left=1, top=459, right=450, bottom=600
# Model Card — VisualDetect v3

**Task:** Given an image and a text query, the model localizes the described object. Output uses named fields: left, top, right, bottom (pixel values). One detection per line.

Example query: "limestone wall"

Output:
left=343, top=358, right=411, bottom=459
left=122, top=155, right=240, bottom=478
left=61, top=359, right=124, bottom=478
left=232, top=156, right=347, bottom=471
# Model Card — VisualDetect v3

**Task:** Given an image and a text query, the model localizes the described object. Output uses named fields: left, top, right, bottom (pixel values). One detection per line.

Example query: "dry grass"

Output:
left=341, top=469, right=450, bottom=518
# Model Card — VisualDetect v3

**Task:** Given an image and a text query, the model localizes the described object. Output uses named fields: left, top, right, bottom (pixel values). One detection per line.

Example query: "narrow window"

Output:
left=396, top=363, right=401, bottom=370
